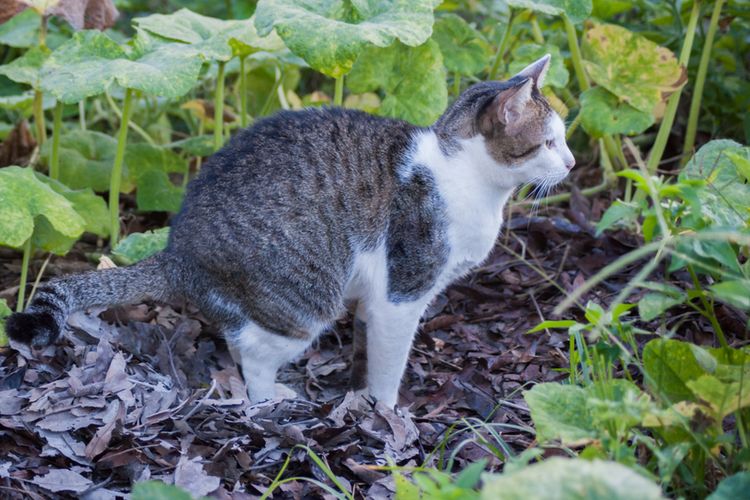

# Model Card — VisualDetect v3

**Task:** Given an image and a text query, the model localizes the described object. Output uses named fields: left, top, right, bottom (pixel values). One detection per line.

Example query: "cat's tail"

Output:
left=6, top=252, right=178, bottom=348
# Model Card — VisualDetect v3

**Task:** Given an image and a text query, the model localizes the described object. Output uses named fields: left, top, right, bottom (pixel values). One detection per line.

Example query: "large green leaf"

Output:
left=432, top=14, right=489, bottom=76
left=580, top=87, right=653, bottom=137
left=481, top=458, right=664, bottom=500
left=0, top=46, right=48, bottom=88
left=710, top=280, right=750, bottom=311
left=34, top=173, right=109, bottom=238
left=254, top=0, right=438, bottom=78
left=0, top=10, right=39, bottom=48
left=125, top=143, right=187, bottom=213
left=40, top=30, right=203, bottom=103
left=508, top=44, right=568, bottom=88
left=0, top=166, right=85, bottom=254
left=135, top=9, right=284, bottom=62
left=680, top=140, right=750, bottom=228
left=686, top=374, right=750, bottom=419
left=506, top=0, right=592, bottom=24
left=132, top=480, right=193, bottom=500
left=347, top=40, right=446, bottom=126
left=582, top=22, right=685, bottom=114
left=524, top=383, right=593, bottom=445
left=40, top=130, right=135, bottom=192
left=708, top=472, right=750, bottom=500
left=642, top=338, right=709, bottom=403
left=112, top=228, right=169, bottom=266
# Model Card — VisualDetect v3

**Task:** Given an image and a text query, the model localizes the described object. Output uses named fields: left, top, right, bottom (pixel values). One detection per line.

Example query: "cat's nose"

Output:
left=565, top=157, right=576, bottom=170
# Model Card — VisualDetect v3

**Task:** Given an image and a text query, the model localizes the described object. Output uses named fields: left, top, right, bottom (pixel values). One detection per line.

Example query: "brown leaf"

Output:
left=48, top=0, right=118, bottom=30
left=85, top=400, right=124, bottom=459
left=174, top=455, right=221, bottom=498
left=0, top=0, right=26, bottom=24
left=31, top=468, right=93, bottom=493
left=0, top=120, right=35, bottom=167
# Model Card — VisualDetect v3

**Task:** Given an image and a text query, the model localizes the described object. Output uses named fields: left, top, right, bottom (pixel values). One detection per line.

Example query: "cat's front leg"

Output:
left=350, top=301, right=369, bottom=391
left=363, top=299, right=427, bottom=407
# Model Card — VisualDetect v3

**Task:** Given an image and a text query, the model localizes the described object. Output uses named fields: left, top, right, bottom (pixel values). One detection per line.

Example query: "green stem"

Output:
left=600, top=136, right=619, bottom=180
left=50, top=100, right=63, bottom=180
left=530, top=15, right=545, bottom=44
left=453, top=72, right=461, bottom=96
left=39, top=15, right=47, bottom=49
left=646, top=0, right=701, bottom=175
left=334, top=75, right=344, bottom=107
left=239, top=56, right=248, bottom=128
left=565, top=112, right=582, bottom=139
left=563, top=14, right=589, bottom=92
left=104, top=91, right=155, bottom=146
left=489, top=9, right=515, bottom=80
left=79, top=99, right=86, bottom=131
left=517, top=177, right=611, bottom=206
left=16, top=238, right=32, bottom=313
left=682, top=0, right=724, bottom=163
left=33, top=89, right=47, bottom=145
left=109, top=88, right=134, bottom=247
left=214, top=61, right=226, bottom=151
left=687, top=264, right=729, bottom=349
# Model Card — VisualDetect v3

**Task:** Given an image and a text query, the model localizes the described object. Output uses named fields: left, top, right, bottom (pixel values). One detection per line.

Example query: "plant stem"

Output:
left=39, top=15, right=47, bottom=49
left=646, top=0, right=701, bottom=175
left=109, top=88, right=133, bottom=247
left=214, top=61, right=226, bottom=151
left=489, top=9, right=515, bottom=80
left=563, top=14, right=589, bottom=92
left=79, top=99, right=86, bottom=130
left=565, top=112, right=582, bottom=139
left=687, top=264, right=729, bottom=349
left=239, top=56, right=248, bottom=128
left=682, top=0, right=724, bottom=163
left=517, top=177, right=611, bottom=206
left=453, top=72, right=461, bottom=96
left=16, top=238, right=32, bottom=313
left=50, top=100, right=63, bottom=180
left=32, top=89, right=46, bottom=145
left=104, top=91, right=155, bottom=146
left=333, top=75, right=344, bottom=107
left=530, top=15, right=545, bottom=44
left=25, top=252, right=51, bottom=307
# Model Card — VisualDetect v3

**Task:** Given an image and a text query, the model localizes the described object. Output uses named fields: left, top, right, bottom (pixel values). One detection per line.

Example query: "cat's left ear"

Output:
left=515, top=54, right=551, bottom=89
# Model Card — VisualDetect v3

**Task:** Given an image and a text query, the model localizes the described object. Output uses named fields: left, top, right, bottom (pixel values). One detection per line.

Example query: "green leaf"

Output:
left=454, top=459, right=487, bottom=489
left=432, top=14, right=489, bottom=76
left=40, top=30, right=203, bottom=103
left=34, top=173, right=109, bottom=238
left=591, top=0, right=632, bottom=19
left=508, top=44, right=568, bottom=88
left=167, top=135, right=214, bottom=157
left=710, top=280, right=750, bottom=311
left=580, top=87, right=654, bottom=137
left=0, top=166, right=85, bottom=254
left=524, top=383, right=594, bottom=445
left=394, top=471, right=421, bottom=500
left=642, top=338, right=709, bottom=403
left=0, top=46, right=49, bottom=88
left=111, top=228, right=170, bottom=266
left=686, top=374, right=750, bottom=419
left=480, top=458, right=664, bottom=500
left=40, top=130, right=134, bottom=193
left=595, top=199, right=639, bottom=235
left=506, top=0, right=592, bottom=24
left=132, top=481, right=193, bottom=500
left=254, top=0, right=439, bottom=78
left=125, top=143, right=186, bottom=212
left=526, top=319, right=577, bottom=333
left=582, top=22, right=685, bottom=114
left=638, top=292, right=686, bottom=322
left=135, top=9, right=284, bottom=62
left=0, top=298, right=11, bottom=346
left=708, top=472, right=750, bottom=500
left=0, top=10, right=39, bottom=48
left=348, top=40, right=447, bottom=126
left=680, top=140, right=750, bottom=228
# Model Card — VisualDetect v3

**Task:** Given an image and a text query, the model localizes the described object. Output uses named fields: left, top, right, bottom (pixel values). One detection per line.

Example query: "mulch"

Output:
left=0, top=186, right=742, bottom=499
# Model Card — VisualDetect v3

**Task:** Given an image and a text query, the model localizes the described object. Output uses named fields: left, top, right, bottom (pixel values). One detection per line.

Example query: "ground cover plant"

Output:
left=0, top=0, right=747, bottom=498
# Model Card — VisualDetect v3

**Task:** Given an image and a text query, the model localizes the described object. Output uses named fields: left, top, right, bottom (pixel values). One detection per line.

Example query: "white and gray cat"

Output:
left=8, top=55, right=574, bottom=407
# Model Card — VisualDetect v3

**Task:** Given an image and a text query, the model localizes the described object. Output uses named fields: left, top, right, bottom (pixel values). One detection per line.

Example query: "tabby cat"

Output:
left=7, top=55, right=574, bottom=407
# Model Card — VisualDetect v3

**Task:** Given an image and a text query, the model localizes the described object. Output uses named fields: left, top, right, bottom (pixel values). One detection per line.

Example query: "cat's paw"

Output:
left=274, top=383, right=299, bottom=400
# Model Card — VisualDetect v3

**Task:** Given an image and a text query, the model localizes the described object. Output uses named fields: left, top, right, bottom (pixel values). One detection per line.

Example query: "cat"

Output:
left=6, top=54, right=574, bottom=407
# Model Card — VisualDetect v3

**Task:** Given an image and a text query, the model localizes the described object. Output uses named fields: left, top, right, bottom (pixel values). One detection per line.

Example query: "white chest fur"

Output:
left=412, top=132, right=514, bottom=289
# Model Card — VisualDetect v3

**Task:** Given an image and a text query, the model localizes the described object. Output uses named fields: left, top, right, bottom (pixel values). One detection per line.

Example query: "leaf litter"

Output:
left=0, top=195, right=745, bottom=499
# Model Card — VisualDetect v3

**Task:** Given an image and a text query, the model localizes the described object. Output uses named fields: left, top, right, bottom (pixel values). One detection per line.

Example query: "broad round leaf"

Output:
left=432, top=14, right=489, bottom=76
left=582, top=21, right=685, bottom=114
left=125, top=143, right=186, bottom=213
left=680, top=139, right=750, bottom=228
left=508, top=44, right=569, bottom=88
left=642, top=338, right=708, bottom=403
left=708, top=472, right=750, bottom=500
left=580, top=87, right=653, bottom=137
left=254, top=0, right=439, bottom=78
left=34, top=172, right=109, bottom=237
left=481, top=458, right=664, bottom=500
left=523, top=383, right=594, bottom=445
left=506, top=0, right=592, bottom=24
left=348, top=40, right=447, bottom=126
left=0, top=166, right=85, bottom=252
left=135, top=9, right=284, bottom=62
left=0, top=9, right=39, bottom=48
left=39, top=129, right=135, bottom=192
left=0, top=45, right=48, bottom=88
left=112, top=227, right=169, bottom=266
left=40, top=30, right=202, bottom=103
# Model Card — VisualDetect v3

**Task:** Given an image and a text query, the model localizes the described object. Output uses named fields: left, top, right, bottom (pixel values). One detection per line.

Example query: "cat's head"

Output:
left=436, top=55, right=575, bottom=190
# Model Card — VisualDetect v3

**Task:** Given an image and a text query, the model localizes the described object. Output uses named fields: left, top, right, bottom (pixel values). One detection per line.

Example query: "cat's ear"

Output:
left=515, top=54, right=551, bottom=89
left=495, top=78, right=533, bottom=135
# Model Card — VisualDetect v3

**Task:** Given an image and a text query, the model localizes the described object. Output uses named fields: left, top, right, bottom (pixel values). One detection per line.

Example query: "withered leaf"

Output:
left=31, top=468, right=93, bottom=493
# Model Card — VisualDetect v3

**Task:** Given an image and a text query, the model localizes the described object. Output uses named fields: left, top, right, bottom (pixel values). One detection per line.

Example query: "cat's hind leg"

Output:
left=228, top=321, right=316, bottom=403
left=350, top=301, right=369, bottom=391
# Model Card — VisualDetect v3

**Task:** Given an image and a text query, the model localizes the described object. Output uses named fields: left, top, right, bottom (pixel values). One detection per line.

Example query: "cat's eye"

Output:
left=545, top=139, right=555, bottom=149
